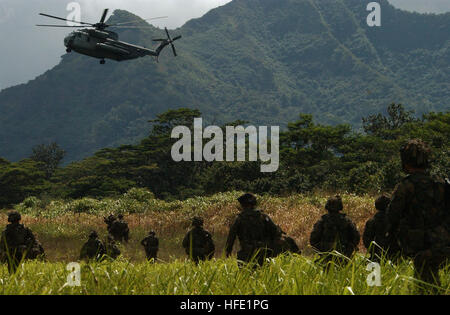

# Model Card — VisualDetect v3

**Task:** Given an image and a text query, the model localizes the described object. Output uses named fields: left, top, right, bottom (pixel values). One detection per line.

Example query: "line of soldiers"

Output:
left=79, top=214, right=159, bottom=263
left=0, top=139, right=448, bottom=292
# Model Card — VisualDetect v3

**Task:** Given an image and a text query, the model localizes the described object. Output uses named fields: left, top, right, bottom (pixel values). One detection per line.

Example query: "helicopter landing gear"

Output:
left=100, top=59, right=105, bottom=65
left=66, top=48, right=72, bottom=53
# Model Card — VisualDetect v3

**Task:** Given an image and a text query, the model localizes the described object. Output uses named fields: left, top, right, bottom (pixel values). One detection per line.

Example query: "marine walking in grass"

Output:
left=141, top=231, right=159, bottom=262
left=182, top=217, right=215, bottom=263
left=105, top=234, right=121, bottom=260
left=0, top=210, right=45, bottom=273
left=386, top=139, right=450, bottom=292
left=225, top=193, right=280, bottom=266
left=108, top=214, right=130, bottom=243
left=310, top=195, right=360, bottom=267
left=363, top=195, right=400, bottom=262
left=80, top=230, right=106, bottom=262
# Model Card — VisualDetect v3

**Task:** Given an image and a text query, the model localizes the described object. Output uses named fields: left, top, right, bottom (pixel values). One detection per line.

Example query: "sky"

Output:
left=0, top=0, right=449, bottom=91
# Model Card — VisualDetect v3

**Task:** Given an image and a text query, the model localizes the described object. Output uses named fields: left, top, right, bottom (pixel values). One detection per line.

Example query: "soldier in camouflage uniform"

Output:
left=109, top=214, right=130, bottom=243
left=0, top=211, right=45, bottom=273
left=79, top=230, right=106, bottom=262
left=141, top=231, right=159, bottom=262
left=104, top=214, right=116, bottom=235
left=105, top=234, right=121, bottom=260
left=310, top=196, right=360, bottom=266
left=386, top=139, right=449, bottom=291
left=225, top=193, right=279, bottom=266
left=182, top=217, right=215, bottom=263
left=363, top=195, right=400, bottom=262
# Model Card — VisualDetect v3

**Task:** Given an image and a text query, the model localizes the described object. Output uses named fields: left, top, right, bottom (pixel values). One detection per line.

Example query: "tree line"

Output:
left=0, top=104, right=448, bottom=207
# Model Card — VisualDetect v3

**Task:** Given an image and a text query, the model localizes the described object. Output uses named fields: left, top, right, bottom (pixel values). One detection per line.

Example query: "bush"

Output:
left=346, top=162, right=382, bottom=194
left=22, top=196, right=42, bottom=209
left=69, top=198, right=100, bottom=214
left=123, top=188, right=155, bottom=202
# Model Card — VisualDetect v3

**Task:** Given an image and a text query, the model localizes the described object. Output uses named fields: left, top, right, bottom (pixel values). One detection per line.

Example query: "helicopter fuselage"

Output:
left=64, top=28, right=158, bottom=61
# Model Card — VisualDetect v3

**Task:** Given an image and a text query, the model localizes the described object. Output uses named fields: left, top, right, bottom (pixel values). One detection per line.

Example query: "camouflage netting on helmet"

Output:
left=400, top=139, right=431, bottom=169
left=325, top=196, right=343, bottom=213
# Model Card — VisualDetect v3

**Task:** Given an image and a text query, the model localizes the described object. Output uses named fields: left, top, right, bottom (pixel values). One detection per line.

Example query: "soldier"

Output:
left=104, top=214, right=116, bottom=235
left=141, top=231, right=159, bottom=262
left=310, top=196, right=360, bottom=267
left=79, top=230, right=106, bottom=261
left=182, top=217, right=215, bottom=263
left=225, top=193, right=279, bottom=266
left=105, top=235, right=121, bottom=260
left=363, top=195, right=400, bottom=262
left=109, top=214, right=130, bottom=243
left=386, top=139, right=449, bottom=291
left=0, top=211, right=45, bottom=273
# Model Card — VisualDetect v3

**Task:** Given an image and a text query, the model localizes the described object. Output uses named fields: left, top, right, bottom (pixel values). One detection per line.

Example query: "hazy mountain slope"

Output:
left=0, top=0, right=448, bottom=162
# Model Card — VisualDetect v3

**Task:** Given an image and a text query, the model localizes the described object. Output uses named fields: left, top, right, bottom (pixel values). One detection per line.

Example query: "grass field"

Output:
left=0, top=255, right=448, bottom=295
left=0, top=191, right=448, bottom=295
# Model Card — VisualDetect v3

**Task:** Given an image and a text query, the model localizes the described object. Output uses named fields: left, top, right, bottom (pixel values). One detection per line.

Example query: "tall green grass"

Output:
left=0, top=254, right=448, bottom=295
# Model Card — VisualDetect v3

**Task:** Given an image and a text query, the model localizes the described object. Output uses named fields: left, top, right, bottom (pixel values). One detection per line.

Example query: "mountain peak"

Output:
left=0, top=0, right=448, bottom=162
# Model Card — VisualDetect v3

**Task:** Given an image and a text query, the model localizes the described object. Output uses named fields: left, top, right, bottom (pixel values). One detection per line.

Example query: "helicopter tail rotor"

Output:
left=153, top=27, right=181, bottom=57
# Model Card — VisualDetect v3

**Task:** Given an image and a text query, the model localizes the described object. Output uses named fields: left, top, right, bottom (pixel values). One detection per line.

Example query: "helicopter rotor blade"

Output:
left=36, top=24, right=88, bottom=28
left=39, top=13, right=93, bottom=25
left=172, top=35, right=182, bottom=41
left=110, top=16, right=168, bottom=26
left=110, top=26, right=157, bottom=29
left=165, top=27, right=172, bottom=42
left=99, top=9, right=109, bottom=24
left=171, top=44, right=177, bottom=57
left=153, top=39, right=166, bottom=42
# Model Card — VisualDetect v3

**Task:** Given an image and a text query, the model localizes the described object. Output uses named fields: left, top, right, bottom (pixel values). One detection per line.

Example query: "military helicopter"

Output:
left=37, top=9, right=181, bottom=64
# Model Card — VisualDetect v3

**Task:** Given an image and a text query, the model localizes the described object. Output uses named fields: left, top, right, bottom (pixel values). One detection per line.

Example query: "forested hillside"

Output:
left=0, top=0, right=448, bottom=162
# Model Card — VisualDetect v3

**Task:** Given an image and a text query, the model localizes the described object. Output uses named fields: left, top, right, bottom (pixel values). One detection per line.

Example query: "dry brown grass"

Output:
left=0, top=194, right=377, bottom=262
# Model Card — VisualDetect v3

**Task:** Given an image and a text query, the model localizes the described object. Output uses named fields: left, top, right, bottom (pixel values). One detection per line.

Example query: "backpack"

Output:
left=398, top=174, right=447, bottom=254
left=321, top=214, right=354, bottom=254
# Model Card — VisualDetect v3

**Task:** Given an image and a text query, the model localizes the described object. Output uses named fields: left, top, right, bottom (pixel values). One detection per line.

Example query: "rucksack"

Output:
left=321, top=214, right=353, bottom=254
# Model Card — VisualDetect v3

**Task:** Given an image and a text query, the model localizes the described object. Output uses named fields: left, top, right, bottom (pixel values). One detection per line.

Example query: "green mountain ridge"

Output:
left=0, top=0, right=449, bottom=162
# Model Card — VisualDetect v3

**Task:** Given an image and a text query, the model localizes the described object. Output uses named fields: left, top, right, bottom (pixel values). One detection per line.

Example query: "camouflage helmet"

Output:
left=400, top=139, right=431, bottom=170
left=325, top=196, right=343, bottom=213
left=149, top=231, right=156, bottom=236
left=192, top=216, right=204, bottom=227
left=237, top=193, right=257, bottom=207
left=375, top=195, right=390, bottom=211
left=89, top=230, right=98, bottom=239
left=118, top=214, right=124, bottom=220
left=7, top=211, right=21, bottom=223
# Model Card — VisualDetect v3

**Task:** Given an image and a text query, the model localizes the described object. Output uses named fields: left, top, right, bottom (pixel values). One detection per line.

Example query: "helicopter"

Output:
left=37, top=9, right=181, bottom=64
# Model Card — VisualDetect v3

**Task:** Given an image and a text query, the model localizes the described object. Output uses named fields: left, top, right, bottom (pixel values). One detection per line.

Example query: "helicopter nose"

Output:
left=64, top=35, right=73, bottom=47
